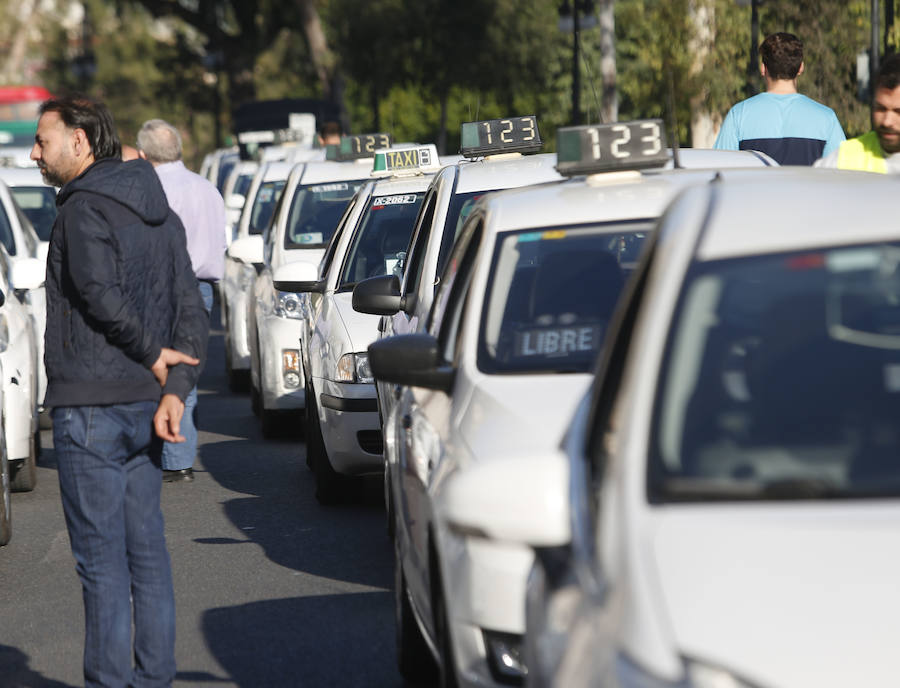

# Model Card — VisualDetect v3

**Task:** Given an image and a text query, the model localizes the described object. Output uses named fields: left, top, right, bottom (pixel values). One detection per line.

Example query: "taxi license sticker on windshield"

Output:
left=513, top=324, right=603, bottom=358
left=518, top=230, right=568, bottom=243
left=296, top=232, right=324, bottom=244
left=372, top=194, right=417, bottom=209
left=258, top=188, right=274, bottom=202
left=310, top=183, right=350, bottom=194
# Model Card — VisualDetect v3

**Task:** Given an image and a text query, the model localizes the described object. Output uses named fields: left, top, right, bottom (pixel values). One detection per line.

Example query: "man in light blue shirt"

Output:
left=138, top=119, right=226, bottom=482
left=714, top=32, right=845, bottom=165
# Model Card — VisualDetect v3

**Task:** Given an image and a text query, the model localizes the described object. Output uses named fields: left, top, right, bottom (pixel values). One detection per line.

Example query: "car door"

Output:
left=398, top=213, right=485, bottom=633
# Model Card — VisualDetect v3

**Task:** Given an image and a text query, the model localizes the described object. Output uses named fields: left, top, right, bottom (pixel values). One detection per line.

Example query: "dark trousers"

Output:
left=53, top=401, right=176, bottom=688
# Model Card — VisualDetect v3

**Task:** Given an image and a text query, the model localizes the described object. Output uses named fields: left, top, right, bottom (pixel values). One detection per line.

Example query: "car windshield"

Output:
left=249, top=179, right=285, bottom=235
left=216, top=158, right=237, bottom=194
left=651, top=242, right=900, bottom=502
left=285, top=180, right=366, bottom=249
left=233, top=172, right=254, bottom=198
left=337, top=191, right=425, bottom=290
left=479, top=222, right=650, bottom=374
left=11, top=186, right=56, bottom=241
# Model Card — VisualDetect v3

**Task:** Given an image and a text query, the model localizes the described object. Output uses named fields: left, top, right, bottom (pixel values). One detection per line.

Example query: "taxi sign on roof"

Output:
left=335, top=133, right=392, bottom=161
left=460, top=116, right=542, bottom=158
left=555, top=120, right=669, bottom=176
left=372, top=144, right=441, bottom=176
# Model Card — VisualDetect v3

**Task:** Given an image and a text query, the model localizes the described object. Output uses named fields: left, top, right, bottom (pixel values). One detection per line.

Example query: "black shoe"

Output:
left=162, top=468, right=194, bottom=483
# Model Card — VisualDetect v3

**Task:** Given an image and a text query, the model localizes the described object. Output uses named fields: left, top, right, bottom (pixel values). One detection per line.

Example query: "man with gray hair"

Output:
left=137, top=118, right=225, bottom=482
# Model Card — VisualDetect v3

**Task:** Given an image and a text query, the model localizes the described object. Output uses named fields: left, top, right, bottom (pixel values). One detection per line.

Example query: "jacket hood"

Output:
left=57, top=157, right=170, bottom=225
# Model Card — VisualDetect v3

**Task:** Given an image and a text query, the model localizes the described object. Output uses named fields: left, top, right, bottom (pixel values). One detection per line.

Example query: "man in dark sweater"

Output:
left=31, top=95, right=208, bottom=688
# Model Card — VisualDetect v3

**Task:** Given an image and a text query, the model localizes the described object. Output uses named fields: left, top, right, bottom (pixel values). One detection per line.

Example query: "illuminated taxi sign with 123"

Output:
left=460, top=116, right=542, bottom=158
left=556, top=120, right=669, bottom=175
left=338, top=133, right=392, bottom=160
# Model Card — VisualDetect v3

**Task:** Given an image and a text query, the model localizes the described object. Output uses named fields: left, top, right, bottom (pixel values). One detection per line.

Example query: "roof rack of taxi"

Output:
left=371, top=144, right=442, bottom=178
left=555, top=119, right=670, bottom=177
left=326, top=133, right=393, bottom=162
left=459, top=116, right=542, bottom=158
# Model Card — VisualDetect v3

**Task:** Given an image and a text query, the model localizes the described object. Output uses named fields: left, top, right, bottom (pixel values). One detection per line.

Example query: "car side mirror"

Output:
left=368, top=333, right=453, bottom=393
left=440, top=454, right=571, bottom=546
left=352, top=275, right=402, bottom=315
left=226, top=235, right=264, bottom=265
left=226, top=193, right=246, bottom=210
left=273, top=260, right=324, bottom=293
left=10, top=257, right=45, bottom=291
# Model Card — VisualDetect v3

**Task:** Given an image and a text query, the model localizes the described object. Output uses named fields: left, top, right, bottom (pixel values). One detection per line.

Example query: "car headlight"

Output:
left=615, top=653, right=759, bottom=688
left=0, top=314, right=7, bottom=353
left=274, top=290, right=304, bottom=319
left=336, top=352, right=373, bottom=383
left=238, top=263, right=256, bottom=290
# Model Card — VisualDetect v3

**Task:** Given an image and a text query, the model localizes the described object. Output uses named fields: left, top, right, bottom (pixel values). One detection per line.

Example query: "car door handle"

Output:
left=402, top=414, right=412, bottom=430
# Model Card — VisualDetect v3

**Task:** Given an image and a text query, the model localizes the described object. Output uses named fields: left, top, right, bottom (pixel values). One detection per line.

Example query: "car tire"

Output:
left=307, top=390, right=345, bottom=504
left=0, top=429, right=11, bottom=546
left=10, top=429, right=37, bottom=493
left=395, top=552, right=438, bottom=683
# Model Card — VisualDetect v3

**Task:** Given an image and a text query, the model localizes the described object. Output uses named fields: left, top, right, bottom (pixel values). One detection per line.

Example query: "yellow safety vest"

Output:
left=836, top=131, right=888, bottom=173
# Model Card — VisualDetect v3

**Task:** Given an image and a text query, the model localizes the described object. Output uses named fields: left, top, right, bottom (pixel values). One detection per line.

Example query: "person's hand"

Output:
left=154, top=393, right=186, bottom=442
left=151, top=348, right=200, bottom=387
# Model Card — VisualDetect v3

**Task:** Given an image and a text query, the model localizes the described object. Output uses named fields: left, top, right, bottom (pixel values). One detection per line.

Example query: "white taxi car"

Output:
left=353, top=117, right=563, bottom=438
left=0, top=243, right=42, bottom=496
left=275, top=144, right=445, bottom=503
left=0, top=166, right=57, bottom=245
left=248, top=141, right=378, bottom=435
left=221, top=160, right=259, bottom=244
left=443, top=167, right=900, bottom=688
left=221, top=161, right=292, bottom=390
left=366, top=123, right=777, bottom=687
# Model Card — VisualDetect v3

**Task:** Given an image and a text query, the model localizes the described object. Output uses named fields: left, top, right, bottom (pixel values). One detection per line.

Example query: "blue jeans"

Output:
left=54, top=402, right=176, bottom=688
left=161, top=280, right=213, bottom=471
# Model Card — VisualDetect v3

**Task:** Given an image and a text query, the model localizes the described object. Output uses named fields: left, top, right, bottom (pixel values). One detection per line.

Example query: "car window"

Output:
left=478, top=222, right=650, bottom=375
left=435, top=190, right=494, bottom=281
left=650, top=241, right=900, bottom=503
left=336, top=191, right=425, bottom=291
left=216, top=158, right=237, bottom=194
left=434, top=218, right=483, bottom=364
left=11, top=186, right=56, bottom=241
left=400, top=190, right=437, bottom=298
left=15, top=204, right=37, bottom=256
left=319, top=192, right=360, bottom=279
left=284, top=180, right=366, bottom=250
left=249, top=180, right=286, bottom=236
left=0, top=201, right=16, bottom=256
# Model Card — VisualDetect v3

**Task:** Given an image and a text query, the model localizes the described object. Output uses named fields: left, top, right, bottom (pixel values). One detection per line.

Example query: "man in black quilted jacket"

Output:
left=31, top=95, right=208, bottom=688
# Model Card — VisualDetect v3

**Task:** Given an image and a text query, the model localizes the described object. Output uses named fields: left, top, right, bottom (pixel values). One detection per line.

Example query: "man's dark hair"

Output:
left=39, top=95, right=121, bottom=160
left=318, top=120, right=342, bottom=138
left=760, top=32, right=804, bottom=80
left=875, top=52, right=900, bottom=91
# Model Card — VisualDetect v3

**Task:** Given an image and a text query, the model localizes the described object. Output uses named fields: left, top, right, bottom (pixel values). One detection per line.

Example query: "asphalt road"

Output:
left=0, top=306, right=407, bottom=688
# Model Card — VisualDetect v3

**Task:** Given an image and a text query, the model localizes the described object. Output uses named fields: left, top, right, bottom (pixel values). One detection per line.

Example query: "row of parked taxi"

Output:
left=0, top=165, right=58, bottom=547
left=204, top=117, right=899, bottom=688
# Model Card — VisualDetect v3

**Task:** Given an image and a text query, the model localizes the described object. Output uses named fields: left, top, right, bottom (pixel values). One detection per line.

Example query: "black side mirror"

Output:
left=368, top=333, right=454, bottom=393
left=353, top=275, right=402, bottom=315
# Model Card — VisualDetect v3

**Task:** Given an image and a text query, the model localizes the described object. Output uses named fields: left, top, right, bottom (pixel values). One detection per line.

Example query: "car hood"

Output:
left=282, top=247, right=325, bottom=266
left=457, top=373, right=591, bottom=463
left=647, top=503, right=900, bottom=687
left=333, top=291, right=382, bottom=354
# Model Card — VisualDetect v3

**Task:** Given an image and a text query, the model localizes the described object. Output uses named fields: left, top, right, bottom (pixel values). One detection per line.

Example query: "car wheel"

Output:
left=395, top=550, right=438, bottom=683
left=10, top=429, right=37, bottom=493
left=307, top=390, right=345, bottom=504
left=0, top=429, right=11, bottom=546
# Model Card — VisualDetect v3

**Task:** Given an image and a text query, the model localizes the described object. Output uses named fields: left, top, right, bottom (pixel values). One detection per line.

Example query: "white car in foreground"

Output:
left=446, top=167, right=900, bottom=688
left=364, top=122, right=777, bottom=688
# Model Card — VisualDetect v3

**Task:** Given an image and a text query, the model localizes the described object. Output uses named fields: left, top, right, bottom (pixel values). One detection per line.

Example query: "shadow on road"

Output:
left=199, top=592, right=405, bottom=688
left=0, top=645, right=78, bottom=688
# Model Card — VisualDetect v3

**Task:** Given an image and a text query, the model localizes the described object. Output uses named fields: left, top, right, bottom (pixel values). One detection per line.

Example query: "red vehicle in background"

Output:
left=0, top=86, right=53, bottom=149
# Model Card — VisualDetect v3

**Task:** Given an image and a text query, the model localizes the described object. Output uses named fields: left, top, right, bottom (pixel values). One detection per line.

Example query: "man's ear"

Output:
left=759, top=62, right=767, bottom=79
left=797, top=61, right=805, bottom=78
left=72, top=127, right=89, bottom=157
left=138, top=149, right=147, bottom=160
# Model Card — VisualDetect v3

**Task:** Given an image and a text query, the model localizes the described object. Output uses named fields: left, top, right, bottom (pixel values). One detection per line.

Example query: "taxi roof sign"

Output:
left=372, top=144, right=441, bottom=177
left=460, top=116, right=542, bottom=158
left=555, top=120, right=670, bottom=176
left=335, top=133, right=392, bottom=161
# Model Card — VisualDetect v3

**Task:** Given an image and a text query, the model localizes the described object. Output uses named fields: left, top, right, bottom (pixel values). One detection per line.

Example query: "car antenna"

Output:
left=581, top=39, right=605, bottom=123
left=666, top=69, right=683, bottom=169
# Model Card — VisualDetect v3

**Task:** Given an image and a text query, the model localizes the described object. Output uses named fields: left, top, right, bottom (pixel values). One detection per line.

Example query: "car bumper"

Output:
left=317, top=379, right=382, bottom=474
left=442, top=531, right=534, bottom=687
left=258, top=313, right=305, bottom=410
left=226, top=289, right=252, bottom=370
